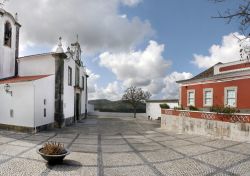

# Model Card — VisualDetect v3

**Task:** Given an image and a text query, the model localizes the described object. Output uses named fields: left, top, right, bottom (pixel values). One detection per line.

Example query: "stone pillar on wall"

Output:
left=53, top=53, right=66, bottom=128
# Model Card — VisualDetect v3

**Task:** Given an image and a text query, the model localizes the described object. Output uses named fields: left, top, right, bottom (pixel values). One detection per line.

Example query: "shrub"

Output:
left=160, top=103, right=170, bottom=109
left=40, top=141, right=66, bottom=155
left=189, top=105, right=199, bottom=111
left=210, top=105, right=240, bottom=114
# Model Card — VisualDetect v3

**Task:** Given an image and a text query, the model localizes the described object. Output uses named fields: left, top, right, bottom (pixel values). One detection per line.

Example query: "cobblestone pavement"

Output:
left=0, top=116, right=250, bottom=175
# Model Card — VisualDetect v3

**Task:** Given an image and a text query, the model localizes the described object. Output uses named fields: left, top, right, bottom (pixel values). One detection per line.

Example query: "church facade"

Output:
left=0, top=8, right=88, bottom=132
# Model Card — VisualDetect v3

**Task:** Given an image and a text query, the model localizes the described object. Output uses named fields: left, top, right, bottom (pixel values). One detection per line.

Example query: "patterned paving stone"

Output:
left=0, top=158, right=46, bottom=176
left=47, top=166, right=97, bottom=176
left=19, top=148, right=45, bottom=161
left=203, top=139, right=240, bottom=149
left=69, top=144, right=98, bottom=153
left=226, top=143, right=250, bottom=155
left=104, top=165, right=157, bottom=176
left=73, top=138, right=98, bottom=145
left=174, top=144, right=215, bottom=156
left=0, top=136, right=15, bottom=143
left=103, top=153, right=144, bottom=166
left=160, top=139, right=193, bottom=148
left=24, top=135, right=51, bottom=141
left=140, top=149, right=183, bottom=163
left=49, top=137, right=74, bottom=143
left=102, top=144, right=133, bottom=153
left=227, top=160, right=250, bottom=176
left=126, top=138, right=153, bottom=144
left=212, top=173, right=231, bottom=176
left=193, top=150, right=248, bottom=168
left=154, top=158, right=215, bottom=176
left=66, top=152, right=97, bottom=166
left=101, top=139, right=127, bottom=145
left=186, top=136, right=214, bottom=143
left=131, top=143, right=164, bottom=152
left=0, top=144, right=30, bottom=156
left=8, top=140, right=40, bottom=147
left=147, top=136, right=177, bottom=142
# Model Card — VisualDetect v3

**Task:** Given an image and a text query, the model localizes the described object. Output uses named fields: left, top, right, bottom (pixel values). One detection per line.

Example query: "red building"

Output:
left=177, top=60, right=250, bottom=113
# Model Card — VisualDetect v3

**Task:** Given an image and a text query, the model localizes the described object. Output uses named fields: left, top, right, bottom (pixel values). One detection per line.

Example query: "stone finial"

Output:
left=56, top=37, right=64, bottom=53
left=15, top=13, right=18, bottom=21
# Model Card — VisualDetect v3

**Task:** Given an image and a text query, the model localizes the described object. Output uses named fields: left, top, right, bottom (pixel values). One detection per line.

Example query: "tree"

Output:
left=211, top=0, right=250, bottom=35
left=122, top=86, right=151, bottom=118
left=211, top=0, right=250, bottom=61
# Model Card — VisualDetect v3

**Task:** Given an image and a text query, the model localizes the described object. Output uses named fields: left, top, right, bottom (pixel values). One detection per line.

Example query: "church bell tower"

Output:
left=0, top=6, right=21, bottom=79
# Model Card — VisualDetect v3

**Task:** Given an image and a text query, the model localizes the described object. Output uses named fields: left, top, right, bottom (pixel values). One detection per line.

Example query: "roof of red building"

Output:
left=177, top=62, right=222, bottom=84
left=0, top=75, right=51, bottom=84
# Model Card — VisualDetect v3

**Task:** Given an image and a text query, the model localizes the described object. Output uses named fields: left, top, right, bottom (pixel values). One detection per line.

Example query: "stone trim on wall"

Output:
left=0, top=123, right=54, bottom=133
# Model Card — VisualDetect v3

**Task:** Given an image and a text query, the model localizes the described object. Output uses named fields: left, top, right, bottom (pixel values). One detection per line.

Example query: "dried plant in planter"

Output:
left=40, top=141, right=66, bottom=155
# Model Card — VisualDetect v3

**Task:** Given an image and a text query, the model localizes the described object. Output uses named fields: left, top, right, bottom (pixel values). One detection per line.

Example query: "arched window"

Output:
left=4, top=21, right=12, bottom=47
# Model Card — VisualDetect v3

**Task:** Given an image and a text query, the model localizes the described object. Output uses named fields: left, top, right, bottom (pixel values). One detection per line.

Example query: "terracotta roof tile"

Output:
left=0, top=75, right=51, bottom=84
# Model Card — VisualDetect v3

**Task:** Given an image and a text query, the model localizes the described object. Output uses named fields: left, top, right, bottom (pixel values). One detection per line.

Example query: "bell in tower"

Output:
left=0, top=5, right=21, bottom=79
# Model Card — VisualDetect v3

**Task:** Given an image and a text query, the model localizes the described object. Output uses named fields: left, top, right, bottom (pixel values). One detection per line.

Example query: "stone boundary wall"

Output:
left=161, top=109, right=250, bottom=142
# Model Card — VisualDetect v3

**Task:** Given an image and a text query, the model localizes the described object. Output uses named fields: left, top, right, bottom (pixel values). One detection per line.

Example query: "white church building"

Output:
left=0, top=7, right=88, bottom=132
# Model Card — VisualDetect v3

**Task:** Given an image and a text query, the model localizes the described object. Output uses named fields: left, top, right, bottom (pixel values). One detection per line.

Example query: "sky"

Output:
left=5, top=0, right=244, bottom=100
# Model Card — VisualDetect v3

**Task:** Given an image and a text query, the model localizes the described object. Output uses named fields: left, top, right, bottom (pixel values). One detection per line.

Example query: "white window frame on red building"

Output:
left=224, top=86, right=237, bottom=107
left=203, top=88, right=213, bottom=107
left=187, top=89, right=195, bottom=106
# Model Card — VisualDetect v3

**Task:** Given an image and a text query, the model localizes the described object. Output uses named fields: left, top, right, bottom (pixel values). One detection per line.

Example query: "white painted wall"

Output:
left=34, top=75, right=55, bottom=127
left=63, top=57, right=75, bottom=119
left=0, top=82, right=34, bottom=127
left=0, top=11, right=18, bottom=79
left=18, top=54, right=55, bottom=76
left=146, top=102, right=179, bottom=120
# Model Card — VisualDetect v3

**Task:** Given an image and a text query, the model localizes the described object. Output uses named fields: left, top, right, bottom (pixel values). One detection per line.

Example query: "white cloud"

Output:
left=86, top=69, right=100, bottom=93
left=192, top=33, right=243, bottom=69
left=121, top=0, right=142, bottom=7
left=99, top=40, right=171, bottom=95
left=6, top=0, right=153, bottom=55
left=89, top=81, right=123, bottom=100
left=162, top=72, right=193, bottom=99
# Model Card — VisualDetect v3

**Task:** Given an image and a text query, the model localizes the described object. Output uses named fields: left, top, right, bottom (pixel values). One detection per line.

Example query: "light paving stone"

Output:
left=66, top=152, right=97, bottom=166
left=213, top=173, right=231, bottom=176
left=131, top=143, right=164, bottom=152
left=0, top=158, right=46, bottom=176
left=126, top=138, right=153, bottom=144
left=0, top=136, right=15, bottom=143
left=24, top=135, right=53, bottom=141
left=78, top=134, right=98, bottom=139
left=102, top=135, right=123, bottom=140
left=47, top=166, right=97, bottom=176
left=193, top=150, right=248, bottom=168
left=174, top=133, right=199, bottom=139
left=154, top=158, right=215, bottom=176
left=103, top=153, right=144, bottom=166
left=19, top=148, right=45, bottom=161
left=70, top=144, right=98, bottom=153
left=0, top=154, right=11, bottom=163
left=174, top=144, right=215, bottom=156
left=9, top=140, right=40, bottom=147
left=140, top=149, right=183, bottom=163
left=73, top=138, right=98, bottom=145
left=147, top=136, right=177, bottom=142
left=226, top=143, right=250, bottom=155
left=203, top=139, right=240, bottom=149
left=101, top=139, right=126, bottom=145
left=102, top=144, right=133, bottom=153
left=160, top=139, right=193, bottom=148
left=186, top=136, right=214, bottom=143
left=0, top=144, right=30, bottom=156
left=227, top=160, right=250, bottom=176
left=8, top=133, right=31, bottom=139
left=104, top=165, right=156, bottom=176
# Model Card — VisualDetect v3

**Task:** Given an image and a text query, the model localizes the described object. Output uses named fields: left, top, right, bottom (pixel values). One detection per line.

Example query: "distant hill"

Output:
left=89, top=99, right=146, bottom=113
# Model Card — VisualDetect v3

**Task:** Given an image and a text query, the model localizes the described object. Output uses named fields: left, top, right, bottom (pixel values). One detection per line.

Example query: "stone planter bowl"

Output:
left=36, top=146, right=70, bottom=165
